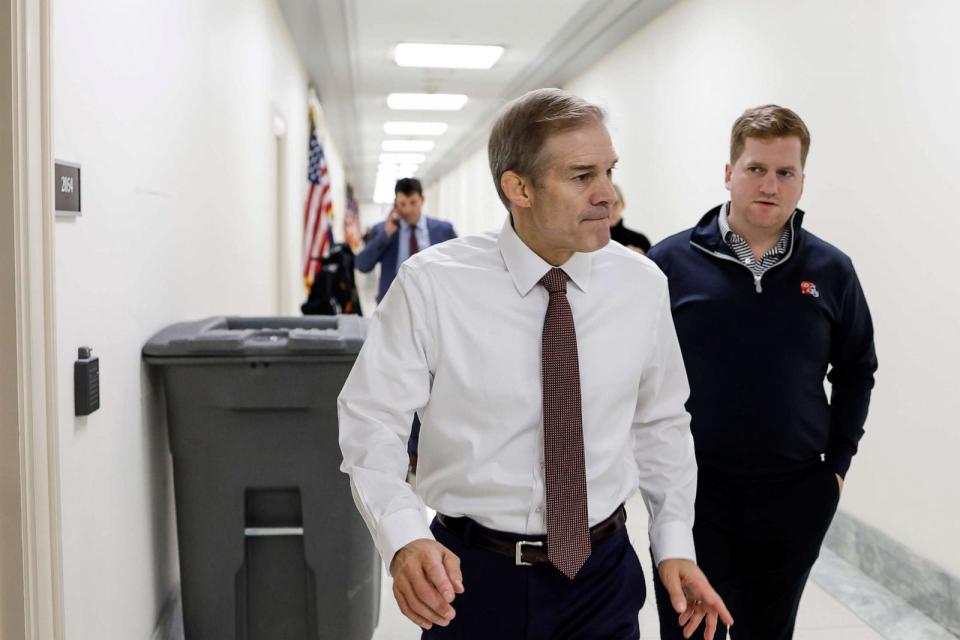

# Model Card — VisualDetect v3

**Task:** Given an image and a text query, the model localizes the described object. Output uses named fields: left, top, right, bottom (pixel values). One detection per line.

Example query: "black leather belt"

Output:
left=436, top=505, right=626, bottom=566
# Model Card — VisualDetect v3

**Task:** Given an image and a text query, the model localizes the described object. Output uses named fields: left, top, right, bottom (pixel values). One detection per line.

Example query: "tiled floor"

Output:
left=371, top=494, right=954, bottom=640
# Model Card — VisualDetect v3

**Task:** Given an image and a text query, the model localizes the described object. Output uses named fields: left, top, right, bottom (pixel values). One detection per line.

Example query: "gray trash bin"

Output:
left=143, top=315, right=378, bottom=640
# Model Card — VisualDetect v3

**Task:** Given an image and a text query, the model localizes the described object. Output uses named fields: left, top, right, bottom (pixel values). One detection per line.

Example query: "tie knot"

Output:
left=539, top=268, right=568, bottom=294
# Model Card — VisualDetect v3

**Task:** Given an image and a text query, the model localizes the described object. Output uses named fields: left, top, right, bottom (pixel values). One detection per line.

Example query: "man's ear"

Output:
left=724, top=163, right=733, bottom=192
left=501, top=171, right=533, bottom=209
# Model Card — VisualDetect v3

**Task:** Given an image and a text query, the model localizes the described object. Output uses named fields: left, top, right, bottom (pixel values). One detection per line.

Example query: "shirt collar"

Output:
left=401, top=215, right=428, bottom=232
left=497, top=216, right=592, bottom=297
left=719, top=201, right=793, bottom=256
left=718, top=201, right=735, bottom=243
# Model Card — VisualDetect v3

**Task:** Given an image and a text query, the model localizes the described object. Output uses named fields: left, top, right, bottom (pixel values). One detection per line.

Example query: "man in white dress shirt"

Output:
left=338, top=88, right=732, bottom=639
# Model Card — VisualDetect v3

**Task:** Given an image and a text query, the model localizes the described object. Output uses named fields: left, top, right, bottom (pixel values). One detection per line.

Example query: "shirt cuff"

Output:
left=377, top=507, right=434, bottom=573
left=650, top=519, right=697, bottom=566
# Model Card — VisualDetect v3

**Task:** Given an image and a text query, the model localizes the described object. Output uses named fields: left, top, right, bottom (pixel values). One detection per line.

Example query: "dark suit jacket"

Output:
left=355, top=216, right=457, bottom=301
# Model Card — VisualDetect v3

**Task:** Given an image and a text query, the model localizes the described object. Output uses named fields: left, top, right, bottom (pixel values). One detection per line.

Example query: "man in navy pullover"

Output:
left=648, top=105, right=877, bottom=639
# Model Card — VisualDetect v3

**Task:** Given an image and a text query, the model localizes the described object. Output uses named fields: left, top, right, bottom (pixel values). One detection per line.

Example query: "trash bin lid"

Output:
left=142, top=315, right=366, bottom=359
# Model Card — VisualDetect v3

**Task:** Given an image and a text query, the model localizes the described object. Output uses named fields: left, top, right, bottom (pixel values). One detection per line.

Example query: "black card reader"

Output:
left=74, top=346, right=100, bottom=416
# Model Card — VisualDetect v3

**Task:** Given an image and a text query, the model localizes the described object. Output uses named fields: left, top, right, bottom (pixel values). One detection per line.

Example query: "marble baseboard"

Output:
left=812, top=548, right=956, bottom=639
left=824, top=510, right=960, bottom=637
left=150, top=591, right=184, bottom=640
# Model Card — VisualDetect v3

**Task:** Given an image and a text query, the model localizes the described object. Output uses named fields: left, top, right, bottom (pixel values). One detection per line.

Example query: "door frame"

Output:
left=2, top=0, right=66, bottom=637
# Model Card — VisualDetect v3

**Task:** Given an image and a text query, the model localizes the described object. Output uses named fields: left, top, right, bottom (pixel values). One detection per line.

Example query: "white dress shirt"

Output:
left=338, top=217, right=697, bottom=569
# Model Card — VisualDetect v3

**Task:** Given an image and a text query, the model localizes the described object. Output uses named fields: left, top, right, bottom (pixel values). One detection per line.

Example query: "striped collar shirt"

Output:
left=718, top=202, right=793, bottom=277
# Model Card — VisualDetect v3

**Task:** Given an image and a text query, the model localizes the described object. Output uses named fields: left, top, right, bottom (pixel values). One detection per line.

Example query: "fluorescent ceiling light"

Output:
left=373, top=190, right=395, bottom=204
left=378, top=163, right=420, bottom=175
left=387, top=93, right=468, bottom=111
left=379, top=153, right=426, bottom=164
left=384, top=121, right=448, bottom=136
left=394, top=43, right=504, bottom=69
left=382, top=140, right=435, bottom=152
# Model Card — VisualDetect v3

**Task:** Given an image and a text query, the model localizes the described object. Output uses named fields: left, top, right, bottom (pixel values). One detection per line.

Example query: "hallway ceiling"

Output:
left=278, top=0, right=675, bottom=202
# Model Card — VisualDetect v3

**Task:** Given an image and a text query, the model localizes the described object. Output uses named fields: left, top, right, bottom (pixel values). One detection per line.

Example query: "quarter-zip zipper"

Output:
left=689, top=214, right=797, bottom=294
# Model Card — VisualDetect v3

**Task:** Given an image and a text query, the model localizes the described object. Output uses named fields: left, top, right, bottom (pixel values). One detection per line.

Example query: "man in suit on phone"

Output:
left=356, top=177, right=458, bottom=303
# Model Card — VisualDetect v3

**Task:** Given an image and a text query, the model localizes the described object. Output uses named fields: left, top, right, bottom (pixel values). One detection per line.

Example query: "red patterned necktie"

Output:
left=409, top=227, right=419, bottom=255
left=539, top=267, right=591, bottom=579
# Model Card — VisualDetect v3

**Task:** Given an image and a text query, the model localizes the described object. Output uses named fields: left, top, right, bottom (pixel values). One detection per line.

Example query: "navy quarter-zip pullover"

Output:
left=648, top=204, right=877, bottom=478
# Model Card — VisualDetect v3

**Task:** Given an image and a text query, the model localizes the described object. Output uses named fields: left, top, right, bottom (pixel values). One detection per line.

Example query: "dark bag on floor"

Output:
left=301, top=243, right=363, bottom=316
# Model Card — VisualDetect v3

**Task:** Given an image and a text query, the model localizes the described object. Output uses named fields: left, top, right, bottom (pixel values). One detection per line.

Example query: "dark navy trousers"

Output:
left=422, top=517, right=646, bottom=640
left=653, top=462, right=841, bottom=640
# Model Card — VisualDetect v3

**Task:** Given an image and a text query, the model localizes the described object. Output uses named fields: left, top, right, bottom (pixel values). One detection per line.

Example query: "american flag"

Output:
left=302, top=128, right=334, bottom=288
left=344, top=182, right=361, bottom=253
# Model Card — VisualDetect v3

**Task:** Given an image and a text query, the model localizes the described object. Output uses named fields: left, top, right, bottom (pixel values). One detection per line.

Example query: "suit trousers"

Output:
left=422, top=515, right=646, bottom=640
left=653, top=462, right=841, bottom=640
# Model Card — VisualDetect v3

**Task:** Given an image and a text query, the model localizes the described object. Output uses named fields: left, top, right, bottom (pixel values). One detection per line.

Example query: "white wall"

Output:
left=430, top=0, right=960, bottom=577
left=424, top=148, right=504, bottom=237
left=358, top=201, right=388, bottom=232
left=51, top=0, right=345, bottom=637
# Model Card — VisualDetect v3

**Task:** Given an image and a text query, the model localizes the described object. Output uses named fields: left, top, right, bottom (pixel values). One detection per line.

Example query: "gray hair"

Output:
left=488, top=88, right=606, bottom=210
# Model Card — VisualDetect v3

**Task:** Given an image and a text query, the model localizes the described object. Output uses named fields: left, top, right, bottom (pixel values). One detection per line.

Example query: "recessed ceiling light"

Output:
left=382, top=140, right=435, bottom=152
left=387, top=93, right=468, bottom=111
left=394, top=43, right=504, bottom=69
left=384, top=121, right=448, bottom=136
left=379, top=153, right=426, bottom=164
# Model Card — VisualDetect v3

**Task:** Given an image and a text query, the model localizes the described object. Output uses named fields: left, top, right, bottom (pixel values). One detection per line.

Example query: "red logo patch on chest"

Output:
left=800, top=281, right=820, bottom=298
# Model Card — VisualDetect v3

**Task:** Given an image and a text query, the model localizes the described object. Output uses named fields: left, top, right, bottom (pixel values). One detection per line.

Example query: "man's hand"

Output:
left=390, top=539, right=465, bottom=630
left=836, top=473, right=844, bottom=494
left=384, top=209, right=400, bottom=237
left=659, top=558, right=733, bottom=640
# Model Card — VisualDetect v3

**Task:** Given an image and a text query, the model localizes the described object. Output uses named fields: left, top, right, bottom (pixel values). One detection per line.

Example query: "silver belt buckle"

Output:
left=515, top=540, right=544, bottom=566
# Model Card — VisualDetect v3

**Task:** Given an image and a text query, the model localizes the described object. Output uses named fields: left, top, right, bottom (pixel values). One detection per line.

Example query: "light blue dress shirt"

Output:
left=397, top=215, right=431, bottom=264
